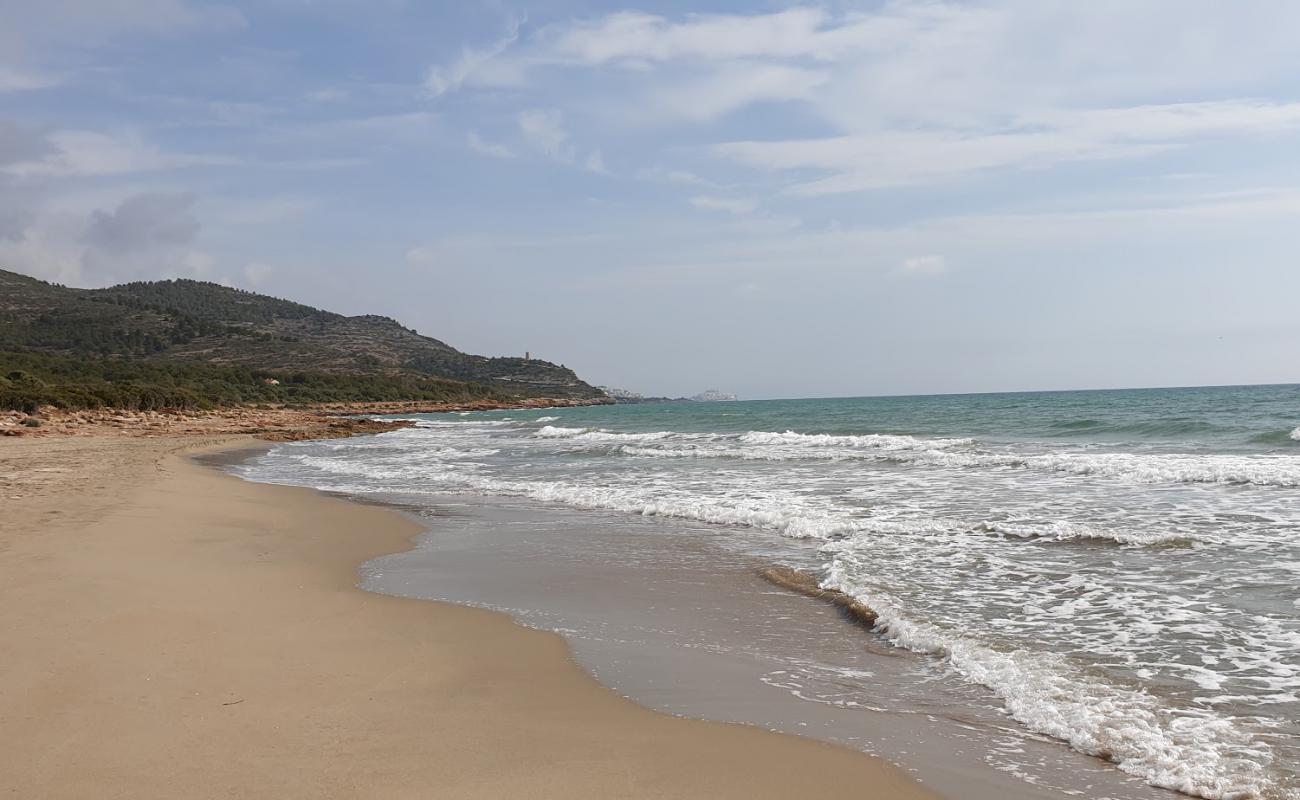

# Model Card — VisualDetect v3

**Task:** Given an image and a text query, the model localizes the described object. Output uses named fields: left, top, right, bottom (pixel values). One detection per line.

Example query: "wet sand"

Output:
left=0, top=435, right=935, bottom=799
left=352, top=492, right=1173, bottom=800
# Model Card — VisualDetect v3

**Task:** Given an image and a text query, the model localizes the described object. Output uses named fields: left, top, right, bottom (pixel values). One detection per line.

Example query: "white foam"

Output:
left=535, top=425, right=588, bottom=437
left=456, top=474, right=867, bottom=540
left=1291, top=426, right=1300, bottom=442
left=739, top=430, right=974, bottom=451
left=536, top=425, right=676, bottom=443
left=1027, top=452, right=1300, bottom=488
left=535, top=416, right=560, bottom=422
left=979, top=520, right=1204, bottom=547
left=820, top=560, right=1278, bottom=800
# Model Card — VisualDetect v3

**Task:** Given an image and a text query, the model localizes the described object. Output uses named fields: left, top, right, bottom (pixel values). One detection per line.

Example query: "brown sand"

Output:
left=0, top=435, right=937, bottom=799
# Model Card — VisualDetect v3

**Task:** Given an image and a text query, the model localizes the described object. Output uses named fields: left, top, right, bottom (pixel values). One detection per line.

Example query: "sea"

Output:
left=233, top=385, right=1300, bottom=800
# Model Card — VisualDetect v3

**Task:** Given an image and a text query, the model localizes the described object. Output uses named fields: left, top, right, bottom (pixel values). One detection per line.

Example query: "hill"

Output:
left=0, top=268, right=606, bottom=410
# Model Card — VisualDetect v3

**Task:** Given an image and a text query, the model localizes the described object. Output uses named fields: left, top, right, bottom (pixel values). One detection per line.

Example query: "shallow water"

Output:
left=236, top=385, right=1300, bottom=799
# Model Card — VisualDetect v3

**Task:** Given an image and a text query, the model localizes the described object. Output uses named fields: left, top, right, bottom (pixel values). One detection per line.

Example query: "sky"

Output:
left=2, top=1, right=1300, bottom=399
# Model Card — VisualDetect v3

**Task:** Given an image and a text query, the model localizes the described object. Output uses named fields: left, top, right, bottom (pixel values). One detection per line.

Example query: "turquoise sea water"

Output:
left=241, top=384, right=1300, bottom=799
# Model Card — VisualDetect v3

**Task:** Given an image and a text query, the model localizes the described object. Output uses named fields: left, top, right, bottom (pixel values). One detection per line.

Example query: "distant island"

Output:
left=0, top=268, right=609, bottom=413
left=597, top=385, right=740, bottom=404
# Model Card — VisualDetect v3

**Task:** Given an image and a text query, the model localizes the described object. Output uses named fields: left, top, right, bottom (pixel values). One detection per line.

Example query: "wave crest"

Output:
left=819, top=561, right=1278, bottom=800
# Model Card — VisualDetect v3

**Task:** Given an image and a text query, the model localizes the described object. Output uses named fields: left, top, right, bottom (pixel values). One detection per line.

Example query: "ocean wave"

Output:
left=1049, top=418, right=1105, bottom=430
left=1292, top=427, right=1300, bottom=442
left=600, top=427, right=1300, bottom=488
left=534, top=425, right=587, bottom=437
left=1047, top=418, right=1224, bottom=438
left=977, top=520, right=1203, bottom=548
left=402, top=419, right=515, bottom=428
left=618, top=444, right=897, bottom=462
left=456, top=475, right=865, bottom=539
left=1027, top=452, right=1300, bottom=488
left=535, top=416, right=560, bottom=422
left=739, top=430, right=975, bottom=451
left=873, top=447, right=1300, bottom=488
left=819, top=560, right=1278, bottom=800
left=612, top=429, right=977, bottom=463
left=536, top=425, right=677, bottom=443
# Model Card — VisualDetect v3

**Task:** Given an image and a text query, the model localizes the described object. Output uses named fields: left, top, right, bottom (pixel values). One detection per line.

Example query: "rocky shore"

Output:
left=0, top=396, right=610, bottom=440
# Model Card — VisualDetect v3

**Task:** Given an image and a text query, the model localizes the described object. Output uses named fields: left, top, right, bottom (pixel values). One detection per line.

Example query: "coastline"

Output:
left=0, top=432, right=935, bottom=799
left=0, top=396, right=609, bottom=440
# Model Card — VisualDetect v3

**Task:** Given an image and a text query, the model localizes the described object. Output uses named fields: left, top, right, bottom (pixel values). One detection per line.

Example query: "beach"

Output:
left=0, top=432, right=934, bottom=799
left=234, top=393, right=1300, bottom=800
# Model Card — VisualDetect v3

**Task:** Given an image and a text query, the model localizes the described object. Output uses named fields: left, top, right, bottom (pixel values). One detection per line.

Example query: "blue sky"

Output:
left=3, top=1, right=1300, bottom=398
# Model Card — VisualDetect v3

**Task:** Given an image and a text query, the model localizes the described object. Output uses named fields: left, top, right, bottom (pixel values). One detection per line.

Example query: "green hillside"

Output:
left=0, top=268, right=606, bottom=411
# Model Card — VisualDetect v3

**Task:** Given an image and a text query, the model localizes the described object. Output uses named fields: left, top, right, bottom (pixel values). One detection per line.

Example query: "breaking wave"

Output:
left=820, top=559, right=1278, bottom=800
left=977, top=520, right=1204, bottom=548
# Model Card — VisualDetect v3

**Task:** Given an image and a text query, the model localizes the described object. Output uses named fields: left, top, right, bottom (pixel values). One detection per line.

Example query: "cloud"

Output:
left=689, top=195, right=757, bottom=215
left=425, top=16, right=524, bottom=97
left=78, top=192, right=214, bottom=284
left=636, top=166, right=711, bottom=186
left=466, top=131, right=517, bottom=159
left=517, top=108, right=570, bottom=158
left=899, top=255, right=946, bottom=276
left=83, top=192, right=200, bottom=255
left=4, top=129, right=238, bottom=178
left=714, top=101, right=1300, bottom=195
left=423, top=3, right=1300, bottom=203
left=0, top=67, right=61, bottom=93
left=0, top=120, right=56, bottom=167
left=583, top=150, right=608, bottom=174
left=515, top=108, right=606, bottom=171
left=305, top=88, right=348, bottom=103
left=644, top=62, right=828, bottom=123
left=405, top=246, right=436, bottom=265
left=539, top=8, right=862, bottom=66
left=242, top=261, right=272, bottom=286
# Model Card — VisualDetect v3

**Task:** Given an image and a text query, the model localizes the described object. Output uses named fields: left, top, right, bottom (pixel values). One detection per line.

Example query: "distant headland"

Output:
left=597, top=385, right=740, bottom=404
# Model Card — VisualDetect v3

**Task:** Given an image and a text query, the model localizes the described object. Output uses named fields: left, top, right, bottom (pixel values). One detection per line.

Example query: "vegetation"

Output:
left=0, top=268, right=607, bottom=404
left=0, top=349, right=503, bottom=414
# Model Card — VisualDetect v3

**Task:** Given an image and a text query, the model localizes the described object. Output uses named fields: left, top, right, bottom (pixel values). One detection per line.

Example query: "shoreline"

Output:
left=0, top=395, right=609, bottom=440
left=0, top=432, right=937, bottom=798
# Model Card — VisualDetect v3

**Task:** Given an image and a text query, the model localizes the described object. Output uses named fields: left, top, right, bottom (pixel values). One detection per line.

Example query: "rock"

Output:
left=21, top=417, right=42, bottom=428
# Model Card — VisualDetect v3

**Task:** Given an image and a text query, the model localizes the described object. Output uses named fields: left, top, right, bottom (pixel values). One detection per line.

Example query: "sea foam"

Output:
left=820, top=557, right=1278, bottom=800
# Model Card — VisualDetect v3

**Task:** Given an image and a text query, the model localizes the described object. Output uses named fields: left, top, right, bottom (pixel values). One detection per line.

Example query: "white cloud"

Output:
left=539, top=8, right=873, bottom=66
left=4, top=129, right=238, bottom=178
left=690, top=195, right=758, bottom=215
left=644, top=62, right=828, bottom=123
left=305, top=88, right=348, bottom=103
left=425, top=17, right=524, bottom=97
left=405, top=246, right=436, bottom=265
left=714, top=101, right=1300, bottom=195
left=0, top=67, right=61, bottom=93
left=899, top=255, right=946, bottom=276
left=242, top=261, right=272, bottom=286
left=636, top=166, right=711, bottom=186
left=425, top=3, right=1300, bottom=202
left=83, top=192, right=200, bottom=255
left=466, top=131, right=516, bottom=159
left=583, top=150, right=608, bottom=174
left=517, top=108, right=570, bottom=159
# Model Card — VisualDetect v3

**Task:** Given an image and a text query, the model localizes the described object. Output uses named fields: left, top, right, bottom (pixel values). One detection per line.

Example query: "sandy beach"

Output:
left=0, top=433, right=935, bottom=799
